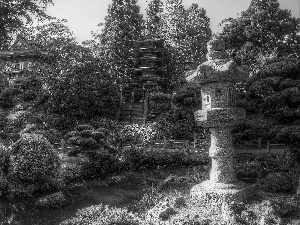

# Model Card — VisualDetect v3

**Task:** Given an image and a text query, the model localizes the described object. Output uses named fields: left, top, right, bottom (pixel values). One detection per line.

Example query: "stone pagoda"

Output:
left=186, top=35, right=249, bottom=210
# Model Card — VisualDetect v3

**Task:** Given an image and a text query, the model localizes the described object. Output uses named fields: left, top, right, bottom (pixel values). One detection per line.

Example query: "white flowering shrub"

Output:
left=10, top=134, right=60, bottom=182
left=6, top=110, right=36, bottom=128
left=60, top=204, right=139, bottom=225
left=120, top=123, right=157, bottom=146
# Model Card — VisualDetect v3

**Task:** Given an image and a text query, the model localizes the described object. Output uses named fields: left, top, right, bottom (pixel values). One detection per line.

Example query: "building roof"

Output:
left=0, top=34, right=48, bottom=60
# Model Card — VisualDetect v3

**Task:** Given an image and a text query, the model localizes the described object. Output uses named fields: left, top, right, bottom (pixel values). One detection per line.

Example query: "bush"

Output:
left=257, top=172, right=294, bottom=192
left=66, top=124, right=107, bottom=151
left=60, top=204, right=139, bottom=225
left=0, top=87, right=22, bottom=108
left=6, top=110, right=35, bottom=128
left=10, top=134, right=60, bottom=183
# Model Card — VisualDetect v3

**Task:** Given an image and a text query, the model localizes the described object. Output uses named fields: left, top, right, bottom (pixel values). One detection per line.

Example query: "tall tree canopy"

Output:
left=99, top=0, right=143, bottom=85
left=145, top=0, right=211, bottom=91
left=145, top=0, right=163, bottom=38
left=0, top=0, right=53, bottom=49
left=220, top=0, right=300, bottom=72
left=21, top=19, right=98, bottom=93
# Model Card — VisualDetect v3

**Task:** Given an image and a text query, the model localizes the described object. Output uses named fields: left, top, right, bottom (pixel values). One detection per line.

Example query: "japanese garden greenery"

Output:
left=0, top=0, right=300, bottom=224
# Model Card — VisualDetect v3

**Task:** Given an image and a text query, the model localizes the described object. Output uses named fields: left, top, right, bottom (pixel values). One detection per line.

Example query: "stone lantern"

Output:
left=186, top=35, right=249, bottom=208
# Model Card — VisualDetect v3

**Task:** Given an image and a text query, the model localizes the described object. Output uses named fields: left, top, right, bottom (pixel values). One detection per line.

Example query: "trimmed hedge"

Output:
left=10, top=134, right=60, bottom=182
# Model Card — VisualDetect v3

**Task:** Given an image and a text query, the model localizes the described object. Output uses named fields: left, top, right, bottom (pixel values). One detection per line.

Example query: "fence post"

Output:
left=267, top=140, right=271, bottom=153
left=193, top=133, right=197, bottom=149
left=258, top=137, right=262, bottom=149
left=60, top=139, right=66, bottom=152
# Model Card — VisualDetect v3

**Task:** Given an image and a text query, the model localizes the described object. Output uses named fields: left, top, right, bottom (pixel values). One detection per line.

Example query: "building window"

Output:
left=13, top=63, right=23, bottom=70
left=207, top=95, right=210, bottom=102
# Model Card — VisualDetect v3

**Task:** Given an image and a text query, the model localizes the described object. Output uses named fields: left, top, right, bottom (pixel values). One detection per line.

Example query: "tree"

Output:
left=0, top=0, right=53, bottom=49
left=145, top=0, right=211, bottom=91
left=220, top=0, right=300, bottom=72
left=49, top=62, right=120, bottom=121
left=234, top=57, right=300, bottom=159
left=179, top=3, right=211, bottom=64
left=99, top=0, right=143, bottom=85
left=145, top=0, right=163, bottom=38
left=23, top=19, right=99, bottom=95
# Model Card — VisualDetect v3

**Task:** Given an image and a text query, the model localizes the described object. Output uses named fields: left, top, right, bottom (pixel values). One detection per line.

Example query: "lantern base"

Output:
left=190, top=180, right=247, bottom=207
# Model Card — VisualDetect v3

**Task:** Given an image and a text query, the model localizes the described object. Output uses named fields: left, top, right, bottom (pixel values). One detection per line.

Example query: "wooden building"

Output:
left=0, top=34, right=48, bottom=88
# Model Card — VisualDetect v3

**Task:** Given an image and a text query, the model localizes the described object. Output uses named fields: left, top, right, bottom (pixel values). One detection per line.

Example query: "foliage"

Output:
left=149, top=92, right=171, bottom=102
left=20, top=75, right=43, bottom=102
left=49, top=63, right=120, bottom=120
left=0, top=0, right=53, bottom=49
left=121, top=146, right=207, bottom=171
left=6, top=110, right=36, bottom=128
left=234, top=57, right=300, bottom=158
left=97, top=0, right=143, bottom=85
left=220, top=0, right=300, bottom=72
left=60, top=204, right=140, bottom=225
left=257, top=172, right=294, bottom=192
left=0, top=87, right=22, bottom=108
left=118, top=123, right=158, bottom=146
left=172, top=87, right=201, bottom=109
left=66, top=124, right=113, bottom=152
left=145, top=0, right=163, bottom=38
left=10, top=133, right=60, bottom=183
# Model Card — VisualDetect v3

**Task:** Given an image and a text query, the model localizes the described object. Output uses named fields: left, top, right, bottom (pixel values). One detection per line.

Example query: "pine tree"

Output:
left=99, top=0, right=143, bottom=85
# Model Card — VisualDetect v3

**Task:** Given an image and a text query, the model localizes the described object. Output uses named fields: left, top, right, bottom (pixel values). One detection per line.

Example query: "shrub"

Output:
left=6, top=110, right=35, bottom=128
left=257, top=172, right=294, bottom=192
left=10, top=134, right=60, bottom=183
left=60, top=204, right=139, bottom=225
left=75, top=124, right=94, bottom=132
left=0, top=87, right=21, bottom=108
left=42, top=129, right=61, bottom=144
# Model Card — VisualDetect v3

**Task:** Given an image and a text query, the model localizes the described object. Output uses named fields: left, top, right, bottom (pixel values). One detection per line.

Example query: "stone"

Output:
left=159, top=207, right=177, bottom=221
left=254, top=200, right=282, bottom=224
left=190, top=181, right=247, bottom=208
left=257, top=172, right=293, bottom=192
left=146, top=202, right=177, bottom=222
left=174, top=196, right=187, bottom=208
left=35, top=191, right=68, bottom=209
left=157, top=174, right=190, bottom=191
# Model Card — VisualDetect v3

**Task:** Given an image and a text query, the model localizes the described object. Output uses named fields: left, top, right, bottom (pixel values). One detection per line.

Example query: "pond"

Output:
left=0, top=165, right=209, bottom=225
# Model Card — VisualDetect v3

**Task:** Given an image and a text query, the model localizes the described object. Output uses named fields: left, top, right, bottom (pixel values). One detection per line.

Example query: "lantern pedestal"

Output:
left=190, top=181, right=247, bottom=207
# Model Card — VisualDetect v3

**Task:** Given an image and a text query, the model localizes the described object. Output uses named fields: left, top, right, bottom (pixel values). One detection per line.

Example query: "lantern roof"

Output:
left=186, top=35, right=249, bottom=85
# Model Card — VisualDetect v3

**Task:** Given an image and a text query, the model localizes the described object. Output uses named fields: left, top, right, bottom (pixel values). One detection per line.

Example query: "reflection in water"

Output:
left=0, top=165, right=206, bottom=225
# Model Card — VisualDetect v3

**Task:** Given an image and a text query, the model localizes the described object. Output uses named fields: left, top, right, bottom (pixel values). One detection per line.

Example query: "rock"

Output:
left=174, top=197, right=187, bottom=208
left=157, top=174, right=190, bottom=191
left=257, top=172, right=293, bottom=192
left=35, top=191, right=68, bottom=209
left=146, top=202, right=177, bottom=222
left=222, top=201, right=247, bottom=225
left=159, top=207, right=177, bottom=221
left=256, top=200, right=282, bottom=225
